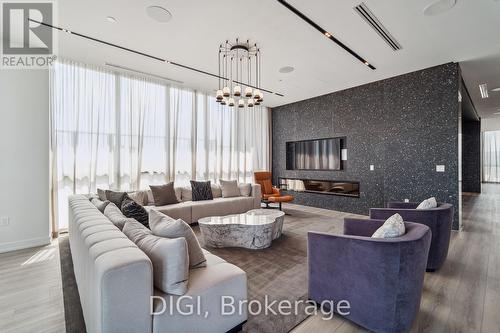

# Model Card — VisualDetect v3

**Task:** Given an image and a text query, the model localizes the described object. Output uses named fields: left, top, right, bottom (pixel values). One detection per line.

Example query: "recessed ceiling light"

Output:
left=480, top=84, right=489, bottom=99
left=279, top=66, right=295, bottom=73
left=492, top=87, right=500, bottom=92
left=146, top=6, right=172, bottom=23
left=106, top=16, right=117, bottom=23
left=423, top=0, right=457, bottom=16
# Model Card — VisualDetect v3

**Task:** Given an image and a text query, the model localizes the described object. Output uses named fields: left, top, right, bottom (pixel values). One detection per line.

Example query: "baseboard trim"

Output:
left=0, top=236, right=51, bottom=254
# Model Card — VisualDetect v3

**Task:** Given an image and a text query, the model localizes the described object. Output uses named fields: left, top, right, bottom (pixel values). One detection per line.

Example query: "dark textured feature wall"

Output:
left=272, top=63, right=460, bottom=229
left=462, top=119, right=481, bottom=193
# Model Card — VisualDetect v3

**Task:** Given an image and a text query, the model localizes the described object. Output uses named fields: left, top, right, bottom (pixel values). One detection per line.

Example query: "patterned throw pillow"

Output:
left=372, top=213, right=405, bottom=238
left=416, top=197, right=438, bottom=210
left=121, top=198, right=149, bottom=227
left=190, top=180, right=213, bottom=201
left=105, top=190, right=128, bottom=207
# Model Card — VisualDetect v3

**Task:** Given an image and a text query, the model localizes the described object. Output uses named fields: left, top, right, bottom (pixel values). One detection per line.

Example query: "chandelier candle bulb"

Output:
left=247, top=98, right=254, bottom=107
left=220, top=98, right=227, bottom=105
left=238, top=99, right=245, bottom=108
left=244, top=87, right=253, bottom=97
left=223, top=86, right=231, bottom=97
left=228, top=98, right=235, bottom=107
left=216, top=90, right=223, bottom=101
left=234, top=86, right=241, bottom=96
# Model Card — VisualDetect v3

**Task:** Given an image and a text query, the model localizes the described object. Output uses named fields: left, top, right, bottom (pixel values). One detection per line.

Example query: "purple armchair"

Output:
left=370, top=202, right=453, bottom=271
left=308, top=218, right=431, bottom=333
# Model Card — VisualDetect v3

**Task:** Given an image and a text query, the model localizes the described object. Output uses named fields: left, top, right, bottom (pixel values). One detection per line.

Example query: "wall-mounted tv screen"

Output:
left=286, top=137, right=343, bottom=170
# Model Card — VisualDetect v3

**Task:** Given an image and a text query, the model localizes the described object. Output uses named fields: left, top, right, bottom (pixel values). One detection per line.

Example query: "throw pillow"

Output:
left=97, top=188, right=107, bottom=201
left=103, top=202, right=135, bottom=230
left=190, top=180, right=213, bottom=201
left=149, top=183, right=179, bottom=206
left=127, top=190, right=148, bottom=206
left=211, top=184, right=222, bottom=198
left=372, top=213, right=405, bottom=238
left=122, top=220, right=189, bottom=295
left=90, top=197, right=111, bottom=213
left=219, top=179, right=241, bottom=198
left=238, top=183, right=252, bottom=197
left=121, top=198, right=149, bottom=227
left=105, top=190, right=128, bottom=207
left=149, top=209, right=207, bottom=268
left=416, top=197, right=438, bottom=210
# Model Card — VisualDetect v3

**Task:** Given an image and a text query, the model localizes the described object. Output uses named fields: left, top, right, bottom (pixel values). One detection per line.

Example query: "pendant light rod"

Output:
left=29, top=18, right=284, bottom=97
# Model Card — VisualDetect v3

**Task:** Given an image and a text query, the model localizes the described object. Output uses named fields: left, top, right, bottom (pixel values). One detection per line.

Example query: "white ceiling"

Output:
left=55, top=0, right=500, bottom=116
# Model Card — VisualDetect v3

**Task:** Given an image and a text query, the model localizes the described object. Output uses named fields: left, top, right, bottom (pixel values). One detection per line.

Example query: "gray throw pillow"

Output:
left=121, top=198, right=149, bottom=227
left=416, top=197, right=438, bottom=210
left=181, top=187, right=192, bottom=201
left=97, top=188, right=107, bottom=201
left=190, top=180, right=213, bottom=201
left=122, top=220, right=189, bottom=295
left=372, top=213, right=405, bottom=238
left=103, top=202, right=135, bottom=230
left=211, top=184, right=222, bottom=198
left=105, top=190, right=128, bottom=207
left=238, top=183, right=252, bottom=197
left=127, top=190, right=148, bottom=206
left=149, top=209, right=206, bottom=268
left=219, top=179, right=241, bottom=198
left=90, top=197, right=110, bottom=213
left=149, top=183, right=179, bottom=206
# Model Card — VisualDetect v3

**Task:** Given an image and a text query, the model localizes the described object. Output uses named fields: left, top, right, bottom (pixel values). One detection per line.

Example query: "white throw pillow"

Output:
left=211, top=184, right=222, bottom=198
left=219, top=179, right=241, bottom=198
left=122, top=219, right=189, bottom=295
left=127, top=190, right=148, bottom=206
left=416, top=197, right=438, bottom=210
left=372, top=213, right=405, bottom=238
left=181, top=187, right=192, bottom=201
left=238, top=183, right=252, bottom=197
left=149, top=209, right=207, bottom=268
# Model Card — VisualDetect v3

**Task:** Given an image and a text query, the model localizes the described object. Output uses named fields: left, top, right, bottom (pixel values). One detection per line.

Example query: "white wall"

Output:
left=0, top=69, right=50, bottom=253
left=482, top=117, right=500, bottom=132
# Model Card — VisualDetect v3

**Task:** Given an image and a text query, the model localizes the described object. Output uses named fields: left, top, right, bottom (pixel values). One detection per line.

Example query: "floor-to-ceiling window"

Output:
left=50, top=60, right=270, bottom=230
left=483, top=130, right=500, bottom=182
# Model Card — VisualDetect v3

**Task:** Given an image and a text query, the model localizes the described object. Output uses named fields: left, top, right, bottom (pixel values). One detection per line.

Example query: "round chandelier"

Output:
left=216, top=39, right=263, bottom=108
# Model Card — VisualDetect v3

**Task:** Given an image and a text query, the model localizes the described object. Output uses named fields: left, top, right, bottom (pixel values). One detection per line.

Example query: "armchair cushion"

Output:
left=416, top=197, right=437, bottom=209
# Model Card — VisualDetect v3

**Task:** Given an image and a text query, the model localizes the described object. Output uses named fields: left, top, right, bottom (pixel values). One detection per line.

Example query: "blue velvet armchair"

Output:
left=308, top=218, right=431, bottom=333
left=370, top=202, right=453, bottom=271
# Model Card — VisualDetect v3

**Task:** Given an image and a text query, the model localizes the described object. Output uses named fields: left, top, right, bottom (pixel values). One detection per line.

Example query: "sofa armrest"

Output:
left=251, top=184, right=262, bottom=209
left=343, top=218, right=385, bottom=237
left=93, top=248, right=153, bottom=333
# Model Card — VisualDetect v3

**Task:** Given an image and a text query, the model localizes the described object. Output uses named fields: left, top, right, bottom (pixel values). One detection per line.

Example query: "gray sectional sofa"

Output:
left=68, top=195, right=248, bottom=333
left=144, top=184, right=261, bottom=224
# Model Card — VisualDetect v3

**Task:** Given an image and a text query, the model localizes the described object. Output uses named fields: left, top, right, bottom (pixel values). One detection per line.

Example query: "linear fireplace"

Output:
left=278, top=177, right=360, bottom=198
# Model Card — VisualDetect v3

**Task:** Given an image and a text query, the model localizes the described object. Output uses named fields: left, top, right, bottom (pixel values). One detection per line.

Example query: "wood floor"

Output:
left=0, top=184, right=499, bottom=333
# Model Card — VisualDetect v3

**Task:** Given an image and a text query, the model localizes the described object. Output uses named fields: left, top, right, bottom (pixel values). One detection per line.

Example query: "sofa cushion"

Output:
left=416, top=197, right=438, bottom=210
left=238, top=183, right=252, bottom=197
left=147, top=201, right=192, bottom=224
left=150, top=183, right=179, bottom=206
left=152, top=260, right=247, bottom=333
left=123, top=220, right=189, bottom=295
left=104, top=202, right=136, bottom=230
left=372, top=213, right=405, bottom=238
left=121, top=198, right=149, bottom=227
left=181, top=187, right=192, bottom=201
left=105, top=190, right=129, bottom=207
left=149, top=210, right=206, bottom=268
left=191, top=197, right=255, bottom=222
left=190, top=180, right=213, bottom=201
left=219, top=180, right=240, bottom=198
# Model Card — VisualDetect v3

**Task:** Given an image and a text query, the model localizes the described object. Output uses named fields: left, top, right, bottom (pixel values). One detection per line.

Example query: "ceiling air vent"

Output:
left=354, top=3, right=402, bottom=51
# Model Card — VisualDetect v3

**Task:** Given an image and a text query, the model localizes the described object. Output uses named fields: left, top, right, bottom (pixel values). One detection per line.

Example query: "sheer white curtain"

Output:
left=483, top=131, right=500, bottom=182
left=50, top=59, right=270, bottom=230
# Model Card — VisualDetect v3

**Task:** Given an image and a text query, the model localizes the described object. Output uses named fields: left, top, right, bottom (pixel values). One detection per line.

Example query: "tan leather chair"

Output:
left=254, top=171, right=294, bottom=210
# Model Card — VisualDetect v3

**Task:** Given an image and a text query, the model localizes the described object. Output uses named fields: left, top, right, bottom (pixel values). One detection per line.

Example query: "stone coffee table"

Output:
left=198, top=209, right=285, bottom=249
